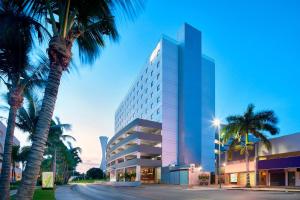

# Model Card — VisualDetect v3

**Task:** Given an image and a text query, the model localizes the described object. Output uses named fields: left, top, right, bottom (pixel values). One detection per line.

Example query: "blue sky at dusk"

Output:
left=9, top=0, right=300, bottom=172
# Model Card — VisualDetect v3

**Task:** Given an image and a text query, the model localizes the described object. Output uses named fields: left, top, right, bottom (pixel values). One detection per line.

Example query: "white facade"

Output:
left=114, top=24, right=215, bottom=171
left=99, top=136, right=108, bottom=172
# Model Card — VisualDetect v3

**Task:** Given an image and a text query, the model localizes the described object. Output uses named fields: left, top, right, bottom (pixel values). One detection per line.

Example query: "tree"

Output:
left=18, top=146, right=31, bottom=172
left=11, top=145, right=20, bottom=183
left=86, top=168, right=104, bottom=180
left=10, top=145, right=31, bottom=183
left=0, top=2, right=49, bottom=198
left=222, top=104, right=279, bottom=187
left=15, top=95, right=74, bottom=181
left=14, top=1, right=143, bottom=199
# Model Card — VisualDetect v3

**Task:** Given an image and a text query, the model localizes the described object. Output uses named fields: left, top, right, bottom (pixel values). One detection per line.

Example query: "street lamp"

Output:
left=212, top=118, right=222, bottom=189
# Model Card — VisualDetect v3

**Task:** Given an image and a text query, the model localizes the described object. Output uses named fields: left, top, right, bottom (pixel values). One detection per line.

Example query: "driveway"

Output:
left=56, top=184, right=300, bottom=200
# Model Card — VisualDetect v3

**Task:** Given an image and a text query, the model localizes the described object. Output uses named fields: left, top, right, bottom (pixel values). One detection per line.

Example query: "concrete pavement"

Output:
left=55, top=184, right=300, bottom=200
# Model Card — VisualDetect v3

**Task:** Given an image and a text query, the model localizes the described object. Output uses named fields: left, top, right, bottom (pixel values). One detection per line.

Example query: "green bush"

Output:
left=86, top=168, right=105, bottom=179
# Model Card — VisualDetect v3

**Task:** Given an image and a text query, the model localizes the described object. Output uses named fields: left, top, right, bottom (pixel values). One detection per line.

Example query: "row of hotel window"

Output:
left=115, top=57, right=161, bottom=128
left=116, top=100, right=162, bottom=129
left=116, top=72, right=161, bottom=124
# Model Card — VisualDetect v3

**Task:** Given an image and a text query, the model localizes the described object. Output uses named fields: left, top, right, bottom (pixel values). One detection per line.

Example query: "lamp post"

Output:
left=213, top=118, right=222, bottom=189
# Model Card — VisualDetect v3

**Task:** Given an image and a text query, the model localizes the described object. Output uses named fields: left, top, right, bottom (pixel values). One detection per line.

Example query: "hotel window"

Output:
left=145, top=88, right=148, bottom=93
left=157, top=108, right=160, bottom=115
left=151, top=70, right=154, bottom=76
left=146, top=68, right=148, bottom=73
left=151, top=92, right=153, bottom=98
left=151, top=103, right=153, bottom=109
left=157, top=85, right=160, bottom=91
left=157, top=97, right=160, bottom=103
left=145, top=98, right=148, bottom=103
left=157, top=61, right=160, bottom=68
left=141, top=75, right=143, bottom=80
left=150, top=114, right=153, bottom=120
left=141, top=104, right=143, bottom=109
left=157, top=73, right=160, bottom=80
left=151, top=81, right=154, bottom=87
left=145, top=78, right=148, bottom=83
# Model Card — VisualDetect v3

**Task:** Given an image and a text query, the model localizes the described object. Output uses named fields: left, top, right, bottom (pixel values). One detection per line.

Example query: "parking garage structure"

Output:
left=106, top=119, right=162, bottom=184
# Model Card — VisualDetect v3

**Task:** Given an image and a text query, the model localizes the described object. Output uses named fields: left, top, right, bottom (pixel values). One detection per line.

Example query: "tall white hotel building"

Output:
left=107, top=23, right=215, bottom=185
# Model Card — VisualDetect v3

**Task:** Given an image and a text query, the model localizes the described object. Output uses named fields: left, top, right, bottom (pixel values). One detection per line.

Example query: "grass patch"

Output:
left=10, top=189, right=55, bottom=200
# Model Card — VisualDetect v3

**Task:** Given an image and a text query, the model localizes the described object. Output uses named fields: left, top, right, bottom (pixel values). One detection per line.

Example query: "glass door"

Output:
left=288, top=171, right=295, bottom=186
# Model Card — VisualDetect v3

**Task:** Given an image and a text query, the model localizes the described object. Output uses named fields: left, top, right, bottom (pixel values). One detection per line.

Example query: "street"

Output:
left=55, top=184, right=300, bottom=200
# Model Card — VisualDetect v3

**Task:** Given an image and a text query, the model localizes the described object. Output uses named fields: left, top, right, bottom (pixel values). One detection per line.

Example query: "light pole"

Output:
left=213, top=118, right=222, bottom=189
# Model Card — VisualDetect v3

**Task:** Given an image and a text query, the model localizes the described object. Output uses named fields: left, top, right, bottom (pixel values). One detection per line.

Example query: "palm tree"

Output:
left=11, top=145, right=20, bottom=183
left=18, top=146, right=31, bottom=172
left=15, top=94, right=74, bottom=180
left=11, top=145, right=30, bottom=183
left=0, top=2, right=49, bottom=198
left=222, top=104, right=279, bottom=187
left=46, top=118, right=74, bottom=182
left=13, top=1, right=143, bottom=198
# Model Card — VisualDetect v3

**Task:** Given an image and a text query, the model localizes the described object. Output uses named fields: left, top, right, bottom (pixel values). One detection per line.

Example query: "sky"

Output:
left=3, top=0, right=300, bottom=172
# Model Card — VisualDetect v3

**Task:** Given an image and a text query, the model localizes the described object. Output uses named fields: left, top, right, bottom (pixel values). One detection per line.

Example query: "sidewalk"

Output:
left=226, top=187, right=300, bottom=192
left=189, top=184, right=300, bottom=192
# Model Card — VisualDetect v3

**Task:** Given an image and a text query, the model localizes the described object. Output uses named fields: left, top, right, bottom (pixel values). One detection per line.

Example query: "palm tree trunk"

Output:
left=245, top=133, right=251, bottom=188
left=16, top=36, right=71, bottom=200
left=12, top=162, right=16, bottom=183
left=0, top=103, right=20, bottom=200
left=245, top=148, right=251, bottom=187
left=52, top=149, right=56, bottom=183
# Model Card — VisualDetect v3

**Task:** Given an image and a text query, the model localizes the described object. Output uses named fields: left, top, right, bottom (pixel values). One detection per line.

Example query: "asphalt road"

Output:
left=56, top=184, right=300, bottom=200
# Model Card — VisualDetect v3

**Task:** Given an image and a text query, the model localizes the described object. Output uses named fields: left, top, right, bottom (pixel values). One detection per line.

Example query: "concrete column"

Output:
left=136, top=165, right=141, bottom=181
left=123, top=168, right=126, bottom=182
left=285, top=169, right=288, bottom=186
left=267, top=171, right=270, bottom=186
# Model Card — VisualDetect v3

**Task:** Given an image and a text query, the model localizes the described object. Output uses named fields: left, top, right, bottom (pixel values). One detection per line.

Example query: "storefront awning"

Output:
left=258, top=156, right=300, bottom=170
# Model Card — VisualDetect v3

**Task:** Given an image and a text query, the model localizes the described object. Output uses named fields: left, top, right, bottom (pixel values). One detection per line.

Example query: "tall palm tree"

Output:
left=0, top=3, right=49, bottom=198
left=11, top=145, right=20, bottom=183
left=18, top=146, right=31, bottom=172
left=15, top=93, right=75, bottom=180
left=222, top=104, right=279, bottom=187
left=14, top=1, right=143, bottom=199
left=9, top=145, right=30, bottom=183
